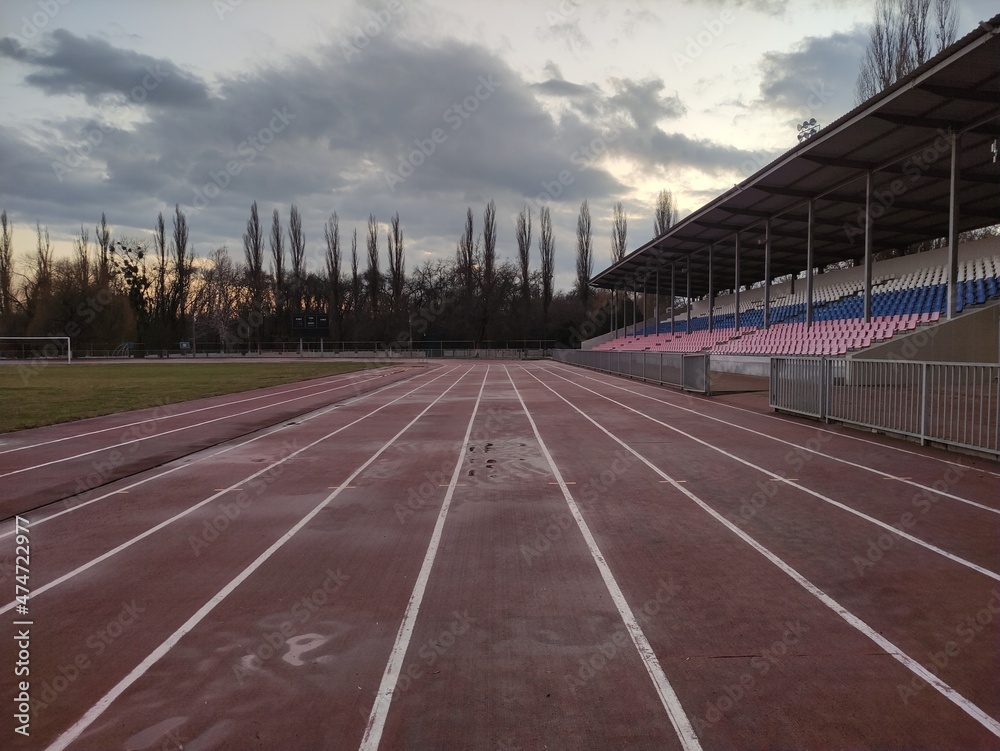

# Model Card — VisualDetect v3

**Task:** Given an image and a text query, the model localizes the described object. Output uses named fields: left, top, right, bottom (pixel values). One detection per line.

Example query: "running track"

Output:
left=2, top=361, right=999, bottom=750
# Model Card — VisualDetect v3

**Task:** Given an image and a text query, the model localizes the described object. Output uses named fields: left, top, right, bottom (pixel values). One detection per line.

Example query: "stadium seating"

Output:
left=594, top=251, right=1000, bottom=356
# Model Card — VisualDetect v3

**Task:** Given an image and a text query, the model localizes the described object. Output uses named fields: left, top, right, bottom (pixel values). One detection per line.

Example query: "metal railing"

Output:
left=552, top=350, right=711, bottom=395
left=770, top=357, right=1000, bottom=457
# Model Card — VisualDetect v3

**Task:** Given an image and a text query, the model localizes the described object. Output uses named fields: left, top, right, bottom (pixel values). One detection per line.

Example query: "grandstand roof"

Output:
left=592, top=14, right=1000, bottom=297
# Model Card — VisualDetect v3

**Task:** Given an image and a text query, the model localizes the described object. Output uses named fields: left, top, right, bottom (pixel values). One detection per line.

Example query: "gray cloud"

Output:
left=756, top=27, right=867, bottom=124
left=0, top=29, right=211, bottom=108
left=0, top=27, right=770, bottom=290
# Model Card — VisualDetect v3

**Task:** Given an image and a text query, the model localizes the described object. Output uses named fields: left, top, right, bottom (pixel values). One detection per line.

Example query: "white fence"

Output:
left=770, top=357, right=1000, bottom=457
left=552, top=350, right=712, bottom=395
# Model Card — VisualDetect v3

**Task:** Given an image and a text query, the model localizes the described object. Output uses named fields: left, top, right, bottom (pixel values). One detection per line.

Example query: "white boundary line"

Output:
left=503, top=365, right=703, bottom=751
left=0, top=369, right=428, bottom=538
left=521, top=364, right=1000, bottom=740
left=540, top=367, right=1000, bottom=583
left=547, top=362, right=1000, bottom=479
left=0, top=366, right=458, bottom=616
left=0, top=365, right=395, bottom=456
left=359, top=366, right=489, bottom=750
left=541, top=364, right=1000, bottom=515
left=1, top=369, right=410, bottom=479
left=43, top=366, right=474, bottom=751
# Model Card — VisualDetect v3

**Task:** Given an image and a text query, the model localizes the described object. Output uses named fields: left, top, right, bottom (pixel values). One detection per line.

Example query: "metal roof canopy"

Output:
left=592, top=15, right=1000, bottom=301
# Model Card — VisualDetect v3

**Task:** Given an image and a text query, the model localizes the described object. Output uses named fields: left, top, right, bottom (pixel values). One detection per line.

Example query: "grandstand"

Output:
left=587, top=14, right=999, bottom=374
left=574, top=16, right=999, bottom=458
left=592, top=238, right=1000, bottom=357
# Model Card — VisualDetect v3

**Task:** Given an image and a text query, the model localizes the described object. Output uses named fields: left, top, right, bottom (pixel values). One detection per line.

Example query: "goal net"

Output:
left=0, top=337, right=72, bottom=363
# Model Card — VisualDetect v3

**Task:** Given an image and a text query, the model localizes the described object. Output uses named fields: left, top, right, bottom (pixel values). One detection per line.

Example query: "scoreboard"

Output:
left=291, top=312, right=329, bottom=334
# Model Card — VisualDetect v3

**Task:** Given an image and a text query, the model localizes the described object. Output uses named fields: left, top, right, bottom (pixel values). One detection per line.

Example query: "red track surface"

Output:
left=2, top=361, right=998, bottom=750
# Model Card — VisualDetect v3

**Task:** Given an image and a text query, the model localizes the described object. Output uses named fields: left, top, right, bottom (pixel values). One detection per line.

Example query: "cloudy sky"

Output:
left=1, top=0, right=996, bottom=291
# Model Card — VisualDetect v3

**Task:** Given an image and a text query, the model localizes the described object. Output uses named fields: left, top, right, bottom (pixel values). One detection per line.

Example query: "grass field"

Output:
left=0, top=361, right=383, bottom=432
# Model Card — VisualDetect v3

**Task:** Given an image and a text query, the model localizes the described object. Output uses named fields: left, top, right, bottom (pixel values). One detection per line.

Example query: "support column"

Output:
left=864, top=171, right=874, bottom=323
left=611, top=288, right=616, bottom=336
left=686, top=264, right=692, bottom=335
left=707, top=244, right=715, bottom=332
left=734, top=233, right=741, bottom=331
left=670, top=263, right=676, bottom=335
left=763, top=220, right=772, bottom=330
left=654, top=269, right=660, bottom=336
left=806, top=198, right=815, bottom=327
left=947, top=133, right=962, bottom=320
left=632, top=281, right=637, bottom=336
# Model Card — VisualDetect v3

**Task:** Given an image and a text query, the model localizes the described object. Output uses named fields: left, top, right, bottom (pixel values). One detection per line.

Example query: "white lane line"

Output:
left=359, top=367, right=489, bottom=751
left=0, top=369, right=424, bottom=538
left=547, top=362, right=1000, bottom=480
left=0, top=369, right=406, bottom=479
left=0, top=367, right=459, bottom=615
left=524, top=366, right=1000, bottom=741
left=504, top=366, right=703, bottom=751
left=541, top=367, right=1000, bottom=583
left=541, top=364, right=999, bottom=515
left=43, top=366, right=473, bottom=751
left=0, top=366, right=396, bottom=456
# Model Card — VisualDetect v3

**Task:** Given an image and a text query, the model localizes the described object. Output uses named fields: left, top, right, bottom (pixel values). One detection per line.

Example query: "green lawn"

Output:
left=0, top=360, right=384, bottom=433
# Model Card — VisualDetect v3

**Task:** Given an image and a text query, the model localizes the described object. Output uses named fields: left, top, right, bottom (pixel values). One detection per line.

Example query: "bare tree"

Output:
left=515, top=206, right=532, bottom=306
left=170, top=204, right=193, bottom=336
left=153, top=211, right=168, bottom=323
left=243, top=201, right=265, bottom=331
left=0, top=211, right=13, bottom=319
left=366, top=214, right=380, bottom=317
left=387, top=212, right=405, bottom=315
left=479, top=200, right=498, bottom=342
left=856, top=0, right=958, bottom=103
left=95, top=212, right=112, bottom=286
left=576, top=200, right=593, bottom=307
left=350, top=228, right=361, bottom=328
left=324, top=212, right=342, bottom=339
left=933, top=0, right=959, bottom=52
left=653, top=190, right=674, bottom=237
left=612, top=202, right=628, bottom=263
left=270, top=208, right=285, bottom=315
left=539, top=206, right=555, bottom=323
left=73, top=225, right=90, bottom=289
left=288, top=204, right=306, bottom=312
left=457, top=207, right=477, bottom=298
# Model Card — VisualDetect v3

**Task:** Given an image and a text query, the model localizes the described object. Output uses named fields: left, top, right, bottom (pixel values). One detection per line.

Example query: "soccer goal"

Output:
left=0, top=337, right=72, bottom=363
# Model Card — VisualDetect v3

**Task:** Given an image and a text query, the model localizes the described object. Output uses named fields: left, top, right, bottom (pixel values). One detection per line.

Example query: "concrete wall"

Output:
left=710, top=355, right=771, bottom=377
left=855, top=302, right=999, bottom=363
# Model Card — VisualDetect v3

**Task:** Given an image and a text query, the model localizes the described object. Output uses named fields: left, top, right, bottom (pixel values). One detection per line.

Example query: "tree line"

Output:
left=0, top=193, right=677, bottom=353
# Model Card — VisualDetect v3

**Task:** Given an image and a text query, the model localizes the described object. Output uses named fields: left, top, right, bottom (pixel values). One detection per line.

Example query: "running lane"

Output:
left=520, top=363, right=1000, bottom=749
left=0, top=364, right=425, bottom=518
left=11, top=366, right=473, bottom=750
